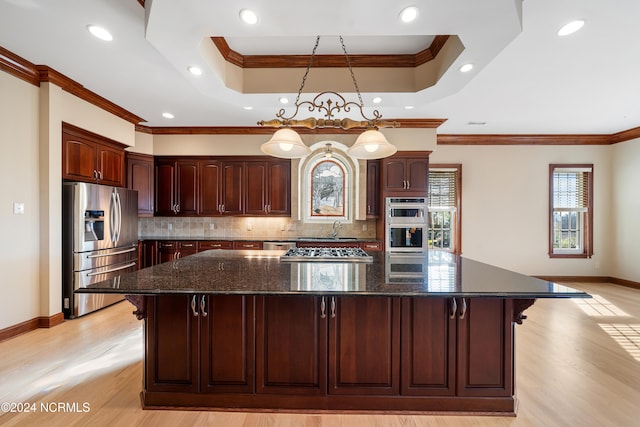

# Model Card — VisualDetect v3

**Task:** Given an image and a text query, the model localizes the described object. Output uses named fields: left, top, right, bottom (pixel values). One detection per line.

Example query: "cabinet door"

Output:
left=138, top=240, right=157, bottom=269
left=456, top=298, right=513, bottom=397
left=256, top=296, right=327, bottom=395
left=157, top=241, right=177, bottom=264
left=400, top=297, right=456, bottom=396
left=127, top=153, right=154, bottom=216
left=221, top=162, right=244, bottom=215
left=145, top=295, right=199, bottom=393
left=201, top=295, right=255, bottom=393
left=155, top=162, right=176, bottom=216
left=176, top=160, right=198, bottom=215
left=406, top=158, right=429, bottom=193
left=267, top=161, right=291, bottom=215
left=62, top=137, right=97, bottom=182
left=97, top=144, right=125, bottom=186
left=244, top=162, right=268, bottom=215
left=366, top=160, right=380, bottom=217
left=329, top=296, right=400, bottom=395
left=200, top=161, right=222, bottom=216
left=382, top=159, right=406, bottom=192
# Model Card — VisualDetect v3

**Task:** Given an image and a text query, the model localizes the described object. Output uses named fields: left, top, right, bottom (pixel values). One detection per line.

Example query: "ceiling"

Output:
left=0, top=0, right=639, bottom=134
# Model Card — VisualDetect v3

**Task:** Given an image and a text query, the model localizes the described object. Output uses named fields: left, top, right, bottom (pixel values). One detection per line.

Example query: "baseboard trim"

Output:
left=534, top=275, right=640, bottom=290
left=0, top=312, right=64, bottom=343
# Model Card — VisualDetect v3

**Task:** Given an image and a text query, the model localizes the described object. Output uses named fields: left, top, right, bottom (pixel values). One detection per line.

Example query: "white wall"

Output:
left=611, top=138, right=640, bottom=282
left=0, top=72, right=41, bottom=329
left=430, top=144, right=612, bottom=276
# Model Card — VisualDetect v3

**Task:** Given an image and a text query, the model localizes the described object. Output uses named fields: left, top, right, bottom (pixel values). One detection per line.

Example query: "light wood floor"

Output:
left=1, top=282, right=639, bottom=426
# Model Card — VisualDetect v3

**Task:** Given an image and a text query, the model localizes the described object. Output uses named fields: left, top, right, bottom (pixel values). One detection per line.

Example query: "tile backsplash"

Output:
left=139, top=216, right=377, bottom=240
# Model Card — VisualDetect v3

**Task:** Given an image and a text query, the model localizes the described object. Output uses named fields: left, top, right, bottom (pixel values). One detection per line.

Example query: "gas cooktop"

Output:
left=280, top=247, right=373, bottom=263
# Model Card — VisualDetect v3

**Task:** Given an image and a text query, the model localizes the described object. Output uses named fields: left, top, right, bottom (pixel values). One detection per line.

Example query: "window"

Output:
left=428, top=165, right=461, bottom=254
left=549, top=164, right=593, bottom=258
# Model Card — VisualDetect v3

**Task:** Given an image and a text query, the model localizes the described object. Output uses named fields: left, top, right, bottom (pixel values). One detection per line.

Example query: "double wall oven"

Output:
left=385, top=197, right=429, bottom=282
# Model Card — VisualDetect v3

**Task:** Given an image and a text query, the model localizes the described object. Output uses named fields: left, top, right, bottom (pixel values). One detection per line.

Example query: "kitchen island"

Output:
left=79, top=249, right=588, bottom=414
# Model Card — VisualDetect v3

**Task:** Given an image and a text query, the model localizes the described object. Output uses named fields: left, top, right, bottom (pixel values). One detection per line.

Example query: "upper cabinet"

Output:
left=366, top=160, right=380, bottom=218
left=155, top=156, right=291, bottom=217
left=62, top=122, right=126, bottom=187
left=154, top=158, right=198, bottom=216
left=381, top=152, right=430, bottom=196
left=126, top=152, right=154, bottom=217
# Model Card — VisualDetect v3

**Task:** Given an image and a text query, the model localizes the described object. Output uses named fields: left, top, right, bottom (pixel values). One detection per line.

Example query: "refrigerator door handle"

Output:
left=86, top=246, right=137, bottom=258
left=86, top=262, right=137, bottom=276
left=115, top=191, right=122, bottom=243
left=109, top=191, right=117, bottom=243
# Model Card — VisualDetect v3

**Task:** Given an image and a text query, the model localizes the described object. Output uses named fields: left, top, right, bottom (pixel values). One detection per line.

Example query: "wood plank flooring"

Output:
left=1, top=282, right=639, bottom=426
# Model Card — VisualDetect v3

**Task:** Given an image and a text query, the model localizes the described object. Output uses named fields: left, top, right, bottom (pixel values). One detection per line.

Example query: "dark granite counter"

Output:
left=79, top=250, right=588, bottom=298
left=138, top=236, right=382, bottom=243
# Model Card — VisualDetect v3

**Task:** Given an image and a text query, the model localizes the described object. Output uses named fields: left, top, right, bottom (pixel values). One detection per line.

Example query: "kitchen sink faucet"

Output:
left=331, top=220, right=342, bottom=239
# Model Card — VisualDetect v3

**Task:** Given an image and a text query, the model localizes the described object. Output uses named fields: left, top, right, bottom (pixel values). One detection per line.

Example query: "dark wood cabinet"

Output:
left=126, top=152, right=154, bottom=216
left=146, top=294, right=199, bottom=393
left=232, top=241, right=263, bottom=250
left=142, top=294, right=518, bottom=412
left=220, top=161, right=244, bottom=215
left=154, top=159, right=198, bottom=216
left=138, top=240, right=157, bottom=269
left=329, top=296, right=400, bottom=395
left=366, top=160, right=380, bottom=217
left=198, top=240, right=233, bottom=251
left=62, top=122, right=126, bottom=187
left=401, top=297, right=456, bottom=396
left=199, top=161, right=222, bottom=216
left=381, top=152, right=429, bottom=195
left=157, top=241, right=197, bottom=263
left=154, top=156, right=291, bottom=217
left=256, top=296, right=327, bottom=395
left=146, top=295, right=254, bottom=394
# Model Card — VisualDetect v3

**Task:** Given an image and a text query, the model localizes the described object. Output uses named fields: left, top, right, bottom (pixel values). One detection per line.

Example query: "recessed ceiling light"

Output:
left=372, top=97, right=382, bottom=104
left=467, top=121, right=487, bottom=125
left=399, top=6, right=418, bottom=23
left=459, top=63, right=474, bottom=73
left=87, top=25, right=113, bottom=41
left=162, top=112, right=174, bottom=119
left=279, top=97, right=289, bottom=104
left=404, top=106, right=414, bottom=110
left=557, top=20, right=585, bottom=36
left=239, top=9, right=258, bottom=25
left=243, top=106, right=253, bottom=110
left=187, top=66, right=203, bottom=76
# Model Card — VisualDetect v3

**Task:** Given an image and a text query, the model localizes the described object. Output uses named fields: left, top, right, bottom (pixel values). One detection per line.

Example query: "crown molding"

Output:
left=211, top=35, right=451, bottom=69
left=0, top=45, right=39, bottom=86
left=437, top=134, right=613, bottom=146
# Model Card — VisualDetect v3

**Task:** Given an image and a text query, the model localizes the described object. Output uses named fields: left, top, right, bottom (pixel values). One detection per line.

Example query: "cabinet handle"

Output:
left=221, top=204, right=225, bottom=213
left=183, top=243, right=194, bottom=247
left=320, top=297, right=326, bottom=319
left=175, top=204, right=180, bottom=213
left=449, top=298, right=457, bottom=319
left=406, top=180, right=410, bottom=190
left=99, top=170, right=103, bottom=180
left=459, top=298, right=467, bottom=320
left=330, top=297, right=336, bottom=318
left=200, top=295, right=208, bottom=317
left=268, top=204, right=271, bottom=213
left=191, top=295, right=199, bottom=316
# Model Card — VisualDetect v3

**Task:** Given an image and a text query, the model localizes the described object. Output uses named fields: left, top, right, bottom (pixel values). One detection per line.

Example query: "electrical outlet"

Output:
left=247, top=222, right=253, bottom=231
left=281, top=223, right=285, bottom=231
left=209, top=223, right=215, bottom=230
left=168, top=223, right=173, bottom=230
left=362, top=223, right=367, bottom=231
left=13, top=202, right=25, bottom=215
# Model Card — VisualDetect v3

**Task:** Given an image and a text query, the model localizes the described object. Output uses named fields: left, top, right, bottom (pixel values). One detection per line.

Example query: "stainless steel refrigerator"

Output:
left=62, top=182, right=139, bottom=318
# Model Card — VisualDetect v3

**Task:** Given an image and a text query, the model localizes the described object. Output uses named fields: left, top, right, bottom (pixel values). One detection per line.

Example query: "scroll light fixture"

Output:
left=258, top=36, right=400, bottom=159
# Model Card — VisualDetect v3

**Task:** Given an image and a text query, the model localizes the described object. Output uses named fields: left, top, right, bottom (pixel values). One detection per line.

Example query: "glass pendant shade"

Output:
left=260, top=128, right=311, bottom=158
left=347, top=129, right=397, bottom=159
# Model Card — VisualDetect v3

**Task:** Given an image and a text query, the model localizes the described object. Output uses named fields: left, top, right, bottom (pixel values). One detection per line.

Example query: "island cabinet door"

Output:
left=200, top=295, right=255, bottom=393
left=255, top=296, right=327, bottom=395
left=145, top=295, right=199, bottom=393
left=400, top=297, right=456, bottom=396
left=328, top=296, right=401, bottom=395
left=456, top=298, right=514, bottom=397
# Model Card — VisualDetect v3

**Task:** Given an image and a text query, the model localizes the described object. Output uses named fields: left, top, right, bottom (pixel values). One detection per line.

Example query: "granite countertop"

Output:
left=79, top=250, right=589, bottom=299
left=138, top=236, right=382, bottom=242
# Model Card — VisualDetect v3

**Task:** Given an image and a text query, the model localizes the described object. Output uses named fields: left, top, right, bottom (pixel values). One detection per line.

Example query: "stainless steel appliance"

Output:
left=280, top=247, right=373, bottom=262
left=62, top=182, right=138, bottom=318
left=385, top=197, right=429, bottom=252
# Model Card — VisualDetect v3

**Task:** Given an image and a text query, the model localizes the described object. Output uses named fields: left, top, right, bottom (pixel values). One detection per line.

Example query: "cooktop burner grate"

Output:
left=280, top=247, right=373, bottom=262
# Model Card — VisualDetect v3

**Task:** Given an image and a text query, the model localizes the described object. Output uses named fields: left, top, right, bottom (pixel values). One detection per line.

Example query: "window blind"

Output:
left=428, top=170, right=457, bottom=208
left=553, top=171, right=589, bottom=209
